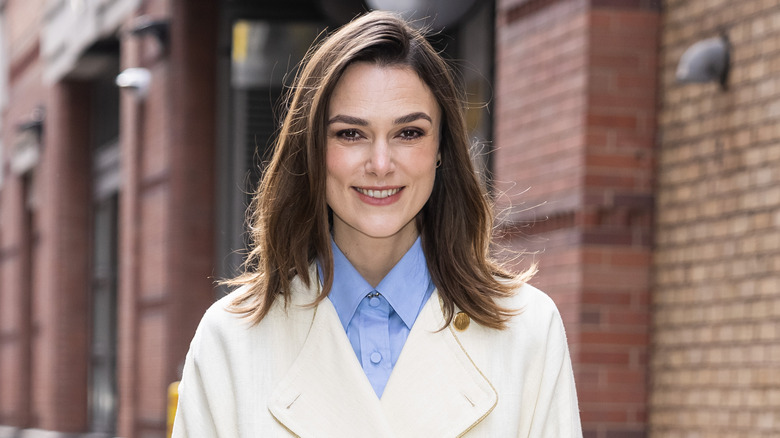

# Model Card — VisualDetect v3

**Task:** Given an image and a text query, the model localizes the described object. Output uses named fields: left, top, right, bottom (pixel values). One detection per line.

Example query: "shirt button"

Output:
left=370, top=352, right=382, bottom=364
left=369, top=296, right=380, bottom=307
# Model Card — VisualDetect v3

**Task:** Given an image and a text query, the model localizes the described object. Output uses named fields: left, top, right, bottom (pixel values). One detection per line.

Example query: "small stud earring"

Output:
left=435, top=158, right=441, bottom=168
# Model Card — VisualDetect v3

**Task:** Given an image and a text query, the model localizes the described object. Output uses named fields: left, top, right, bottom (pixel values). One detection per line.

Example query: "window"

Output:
left=89, top=72, right=120, bottom=435
left=216, top=20, right=322, bottom=288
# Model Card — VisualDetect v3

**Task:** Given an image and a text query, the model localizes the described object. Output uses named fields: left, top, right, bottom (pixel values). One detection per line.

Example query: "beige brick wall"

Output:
left=652, top=0, right=780, bottom=436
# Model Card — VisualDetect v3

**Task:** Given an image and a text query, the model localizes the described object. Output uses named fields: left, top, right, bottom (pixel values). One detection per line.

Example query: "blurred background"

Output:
left=0, top=0, right=778, bottom=437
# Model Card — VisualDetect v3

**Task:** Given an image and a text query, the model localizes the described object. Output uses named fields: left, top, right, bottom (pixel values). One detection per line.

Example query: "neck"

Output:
left=333, top=227, right=419, bottom=288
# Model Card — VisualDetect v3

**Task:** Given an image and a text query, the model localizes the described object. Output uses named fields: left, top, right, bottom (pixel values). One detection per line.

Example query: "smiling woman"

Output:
left=325, top=63, right=440, bottom=286
left=173, top=10, right=582, bottom=438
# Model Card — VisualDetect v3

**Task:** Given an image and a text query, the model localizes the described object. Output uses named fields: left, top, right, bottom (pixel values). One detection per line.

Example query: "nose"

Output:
left=365, top=139, right=393, bottom=176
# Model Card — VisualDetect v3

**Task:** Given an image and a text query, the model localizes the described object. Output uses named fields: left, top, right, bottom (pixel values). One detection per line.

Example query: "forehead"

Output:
left=328, top=62, right=440, bottom=120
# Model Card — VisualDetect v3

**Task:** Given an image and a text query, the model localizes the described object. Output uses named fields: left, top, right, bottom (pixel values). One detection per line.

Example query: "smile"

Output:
left=354, top=187, right=402, bottom=199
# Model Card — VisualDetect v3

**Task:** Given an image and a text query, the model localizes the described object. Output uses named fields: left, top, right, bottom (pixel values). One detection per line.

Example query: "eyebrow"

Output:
left=327, top=114, right=368, bottom=126
left=327, top=112, right=433, bottom=126
left=394, top=112, right=432, bottom=125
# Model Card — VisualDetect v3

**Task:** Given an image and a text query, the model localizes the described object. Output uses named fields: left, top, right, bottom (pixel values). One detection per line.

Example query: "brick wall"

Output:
left=651, top=0, right=780, bottom=436
left=579, top=6, right=657, bottom=435
left=495, top=0, right=658, bottom=436
left=115, top=2, right=173, bottom=436
left=116, top=1, right=217, bottom=436
left=0, top=1, right=217, bottom=436
left=34, top=80, right=92, bottom=432
left=0, top=0, right=47, bottom=428
left=494, top=0, right=589, bottom=327
left=0, top=30, right=92, bottom=436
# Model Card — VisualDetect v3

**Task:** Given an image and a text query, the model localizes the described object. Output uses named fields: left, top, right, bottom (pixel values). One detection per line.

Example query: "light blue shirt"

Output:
left=321, top=237, right=434, bottom=398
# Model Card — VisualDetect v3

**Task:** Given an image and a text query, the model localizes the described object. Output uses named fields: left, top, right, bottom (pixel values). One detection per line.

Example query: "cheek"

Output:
left=411, top=155, right=438, bottom=199
left=325, top=146, right=346, bottom=185
left=325, top=146, right=355, bottom=205
left=324, top=164, right=339, bottom=205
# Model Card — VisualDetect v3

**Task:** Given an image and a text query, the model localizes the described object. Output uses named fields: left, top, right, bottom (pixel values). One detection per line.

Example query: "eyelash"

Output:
left=335, top=128, right=425, bottom=142
left=337, top=129, right=363, bottom=141
left=399, top=128, right=424, bottom=140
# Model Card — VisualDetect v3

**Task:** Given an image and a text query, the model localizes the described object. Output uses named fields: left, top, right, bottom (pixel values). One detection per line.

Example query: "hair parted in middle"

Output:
left=228, top=10, right=534, bottom=329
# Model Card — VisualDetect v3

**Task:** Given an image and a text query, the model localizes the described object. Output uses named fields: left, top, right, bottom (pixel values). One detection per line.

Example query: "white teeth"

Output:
left=357, top=188, right=400, bottom=199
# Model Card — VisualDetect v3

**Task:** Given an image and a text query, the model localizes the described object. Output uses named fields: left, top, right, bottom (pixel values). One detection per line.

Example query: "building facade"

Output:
left=0, top=0, right=778, bottom=437
left=494, top=0, right=657, bottom=436
left=651, top=0, right=780, bottom=436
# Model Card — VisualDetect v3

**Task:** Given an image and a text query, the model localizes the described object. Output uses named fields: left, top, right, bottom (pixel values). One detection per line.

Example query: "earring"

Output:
left=435, top=158, right=441, bottom=168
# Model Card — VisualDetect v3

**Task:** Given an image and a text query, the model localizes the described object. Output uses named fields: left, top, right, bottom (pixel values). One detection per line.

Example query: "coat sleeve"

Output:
left=171, top=303, right=239, bottom=438
left=525, top=302, right=583, bottom=438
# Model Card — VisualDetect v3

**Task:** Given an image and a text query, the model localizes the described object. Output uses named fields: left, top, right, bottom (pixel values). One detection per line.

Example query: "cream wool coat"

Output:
left=172, top=269, right=582, bottom=437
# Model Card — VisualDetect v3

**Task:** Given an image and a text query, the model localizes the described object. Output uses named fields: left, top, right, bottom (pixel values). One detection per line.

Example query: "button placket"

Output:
left=359, top=293, right=391, bottom=369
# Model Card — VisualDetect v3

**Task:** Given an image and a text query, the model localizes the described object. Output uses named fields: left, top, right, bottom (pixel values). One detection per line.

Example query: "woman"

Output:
left=173, top=11, right=581, bottom=437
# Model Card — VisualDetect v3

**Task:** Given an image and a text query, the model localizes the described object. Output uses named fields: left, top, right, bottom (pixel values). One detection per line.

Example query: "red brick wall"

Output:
left=0, top=175, right=35, bottom=429
left=165, top=0, right=218, bottom=386
left=495, top=1, right=658, bottom=436
left=1, top=1, right=217, bottom=436
left=578, top=7, right=657, bottom=435
left=116, top=1, right=217, bottom=436
left=34, top=80, right=92, bottom=432
left=116, top=2, right=174, bottom=435
left=0, top=1, right=47, bottom=427
left=494, top=0, right=589, bottom=328
left=0, top=23, right=93, bottom=433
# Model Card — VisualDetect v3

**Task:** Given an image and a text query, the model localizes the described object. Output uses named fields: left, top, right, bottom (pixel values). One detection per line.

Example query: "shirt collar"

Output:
left=322, top=236, right=433, bottom=331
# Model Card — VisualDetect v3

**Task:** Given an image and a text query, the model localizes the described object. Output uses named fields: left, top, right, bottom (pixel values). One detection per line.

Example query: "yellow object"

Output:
left=167, top=381, right=180, bottom=438
left=453, top=312, right=470, bottom=331
left=232, top=20, right=250, bottom=63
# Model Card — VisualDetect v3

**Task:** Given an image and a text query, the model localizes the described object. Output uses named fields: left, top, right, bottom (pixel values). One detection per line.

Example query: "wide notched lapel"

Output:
left=380, top=290, right=498, bottom=437
left=269, top=281, right=497, bottom=437
left=268, top=298, right=395, bottom=438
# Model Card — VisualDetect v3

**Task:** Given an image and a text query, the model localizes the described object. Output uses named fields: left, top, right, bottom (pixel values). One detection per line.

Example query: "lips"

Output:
left=354, top=187, right=402, bottom=199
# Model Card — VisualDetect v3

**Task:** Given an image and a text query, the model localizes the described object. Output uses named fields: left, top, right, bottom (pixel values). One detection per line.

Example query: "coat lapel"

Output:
left=381, top=290, right=498, bottom=437
left=269, top=279, right=497, bottom=438
left=268, top=295, right=395, bottom=438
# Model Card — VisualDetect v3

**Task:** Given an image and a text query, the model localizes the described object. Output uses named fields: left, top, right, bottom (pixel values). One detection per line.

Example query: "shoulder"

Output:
left=449, top=282, right=570, bottom=370
left=199, top=268, right=321, bottom=332
left=506, top=282, right=557, bottom=308
left=457, top=282, right=573, bottom=368
left=489, top=282, right=569, bottom=343
left=193, top=272, right=321, bottom=346
left=190, top=287, right=254, bottom=348
left=502, top=282, right=562, bottom=322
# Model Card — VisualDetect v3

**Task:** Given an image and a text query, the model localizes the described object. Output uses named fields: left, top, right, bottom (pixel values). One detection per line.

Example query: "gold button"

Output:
left=453, top=312, right=470, bottom=331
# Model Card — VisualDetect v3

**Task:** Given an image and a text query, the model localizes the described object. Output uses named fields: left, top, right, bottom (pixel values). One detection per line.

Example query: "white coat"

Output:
left=172, top=266, right=582, bottom=437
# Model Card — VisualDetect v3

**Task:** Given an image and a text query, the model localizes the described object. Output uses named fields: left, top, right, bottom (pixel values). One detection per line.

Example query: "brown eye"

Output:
left=338, top=129, right=363, bottom=141
left=399, top=128, right=423, bottom=140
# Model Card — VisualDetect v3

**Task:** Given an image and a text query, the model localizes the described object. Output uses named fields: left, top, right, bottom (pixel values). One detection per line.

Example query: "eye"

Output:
left=398, top=128, right=424, bottom=140
left=336, top=129, right=364, bottom=141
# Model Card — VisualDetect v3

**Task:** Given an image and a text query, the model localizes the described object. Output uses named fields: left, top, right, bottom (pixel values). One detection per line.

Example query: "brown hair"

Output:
left=227, top=10, right=534, bottom=329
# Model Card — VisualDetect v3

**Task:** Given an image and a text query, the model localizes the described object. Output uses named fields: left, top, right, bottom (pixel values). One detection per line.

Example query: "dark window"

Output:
left=89, top=72, right=120, bottom=435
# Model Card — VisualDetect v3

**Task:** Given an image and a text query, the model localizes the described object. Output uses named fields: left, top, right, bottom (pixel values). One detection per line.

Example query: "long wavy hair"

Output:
left=227, top=10, right=534, bottom=329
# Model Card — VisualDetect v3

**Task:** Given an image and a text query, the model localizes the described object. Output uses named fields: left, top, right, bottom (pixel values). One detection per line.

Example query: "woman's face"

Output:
left=325, top=62, right=441, bottom=249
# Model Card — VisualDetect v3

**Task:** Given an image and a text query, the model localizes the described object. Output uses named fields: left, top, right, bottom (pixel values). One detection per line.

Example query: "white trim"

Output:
left=41, top=0, right=141, bottom=84
left=0, top=425, right=20, bottom=438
